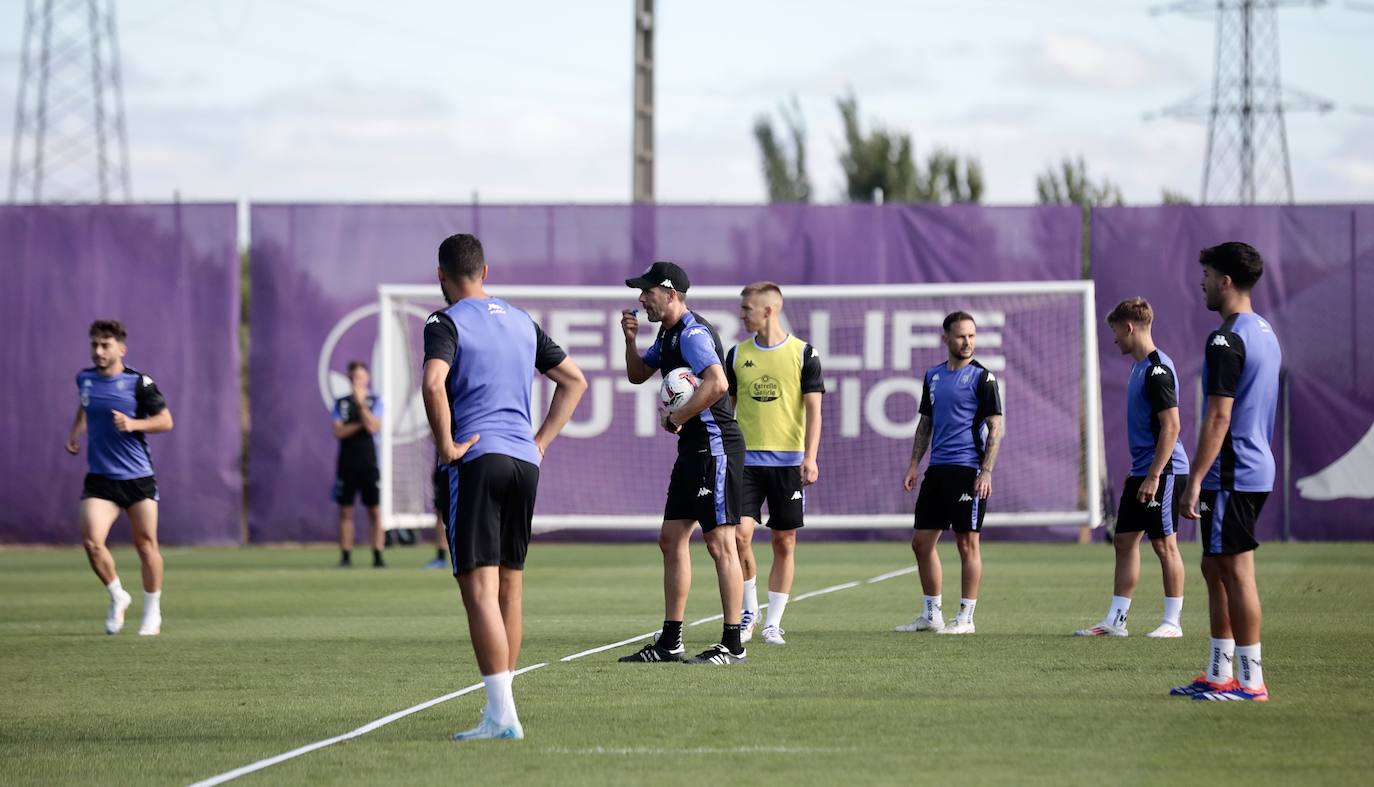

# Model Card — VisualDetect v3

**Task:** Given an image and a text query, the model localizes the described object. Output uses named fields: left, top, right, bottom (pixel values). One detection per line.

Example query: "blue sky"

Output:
left=2, top=0, right=1370, bottom=205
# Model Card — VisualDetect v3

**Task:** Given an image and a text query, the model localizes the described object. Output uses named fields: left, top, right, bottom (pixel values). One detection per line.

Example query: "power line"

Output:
left=1152, top=1, right=1334, bottom=204
left=8, top=0, right=132, bottom=202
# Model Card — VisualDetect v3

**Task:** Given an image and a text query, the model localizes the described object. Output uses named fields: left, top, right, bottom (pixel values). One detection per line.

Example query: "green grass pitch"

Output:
left=2, top=541, right=1371, bottom=786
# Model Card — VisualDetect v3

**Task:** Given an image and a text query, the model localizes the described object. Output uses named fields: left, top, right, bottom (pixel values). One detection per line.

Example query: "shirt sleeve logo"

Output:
left=1211, top=334, right=1230, bottom=347
left=1150, top=366, right=1168, bottom=376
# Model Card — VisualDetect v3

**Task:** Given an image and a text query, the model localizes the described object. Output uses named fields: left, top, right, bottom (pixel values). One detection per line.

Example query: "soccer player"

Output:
left=65, top=320, right=174, bottom=636
left=425, top=467, right=449, bottom=569
left=616, top=261, right=749, bottom=665
left=1175, top=242, right=1281, bottom=703
left=331, top=361, right=385, bottom=568
left=1074, top=298, right=1188, bottom=638
left=725, top=282, right=824, bottom=646
left=422, top=233, right=587, bottom=740
left=898, top=311, right=1003, bottom=635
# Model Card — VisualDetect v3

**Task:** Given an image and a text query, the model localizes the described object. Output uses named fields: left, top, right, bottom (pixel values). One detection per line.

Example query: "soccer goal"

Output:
left=378, top=282, right=1105, bottom=533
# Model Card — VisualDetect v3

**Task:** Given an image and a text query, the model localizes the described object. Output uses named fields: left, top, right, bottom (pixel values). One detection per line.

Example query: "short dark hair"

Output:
left=1199, top=241, right=1264, bottom=290
left=942, top=311, right=976, bottom=333
left=347, top=361, right=368, bottom=375
left=89, top=320, right=127, bottom=341
left=437, top=233, right=486, bottom=280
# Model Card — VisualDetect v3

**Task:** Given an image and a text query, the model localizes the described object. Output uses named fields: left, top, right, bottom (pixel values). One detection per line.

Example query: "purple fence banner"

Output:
left=1091, top=205, right=1374, bottom=542
left=248, top=204, right=1082, bottom=542
left=0, top=204, right=241, bottom=544
left=378, top=284, right=1095, bottom=531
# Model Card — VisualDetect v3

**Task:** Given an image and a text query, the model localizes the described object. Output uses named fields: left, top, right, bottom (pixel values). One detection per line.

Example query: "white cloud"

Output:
left=1017, top=33, right=1194, bottom=92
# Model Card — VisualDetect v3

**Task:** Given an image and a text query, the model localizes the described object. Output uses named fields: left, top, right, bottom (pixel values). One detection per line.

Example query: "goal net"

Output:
left=378, top=282, right=1105, bottom=532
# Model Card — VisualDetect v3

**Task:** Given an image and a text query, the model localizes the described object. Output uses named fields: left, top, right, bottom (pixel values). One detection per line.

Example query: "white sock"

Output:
left=743, top=577, right=759, bottom=616
left=957, top=597, right=977, bottom=624
left=1235, top=643, right=1264, bottom=690
left=106, top=578, right=124, bottom=599
left=923, top=595, right=943, bottom=623
left=1207, top=638, right=1235, bottom=683
left=1106, top=595, right=1131, bottom=628
left=1162, top=596, right=1184, bottom=627
left=481, top=671, right=516, bottom=726
left=144, top=590, right=161, bottom=617
left=765, top=591, right=789, bottom=629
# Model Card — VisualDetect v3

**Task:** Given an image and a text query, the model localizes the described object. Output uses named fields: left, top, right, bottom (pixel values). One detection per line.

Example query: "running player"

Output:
left=898, top=311, right=1003, bottom=635
left=616, top=261, right=749, bottom=665
left=421, top=233, right=587, bottom=740
left=65, top=320, right=174, bottom=636
left=726, top=282, right=824, bottom=646
left=1075, top=298, right=1188, bottom=638
left=332, top=361, right=385, bottom=568
left=1175, top=242, right=1281, bottom=702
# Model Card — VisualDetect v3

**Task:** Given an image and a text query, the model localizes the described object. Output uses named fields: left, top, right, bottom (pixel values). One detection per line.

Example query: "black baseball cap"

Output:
left=625, top=261, right=690, bottom=293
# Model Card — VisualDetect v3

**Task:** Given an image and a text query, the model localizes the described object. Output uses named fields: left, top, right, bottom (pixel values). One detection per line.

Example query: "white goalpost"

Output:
left=378, top=282, right=1105, bottom=533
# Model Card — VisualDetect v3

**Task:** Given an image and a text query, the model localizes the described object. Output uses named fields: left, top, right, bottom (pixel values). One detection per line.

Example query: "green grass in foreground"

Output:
left=1, top=542, right=1371, bottom=786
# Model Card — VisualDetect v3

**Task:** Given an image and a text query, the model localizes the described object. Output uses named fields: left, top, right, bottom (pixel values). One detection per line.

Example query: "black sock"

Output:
left=435, top=548, right=447, bottom=561
left=657, top=620, right=683, bottom=650
left=722, top=623, right=743, bottom=655
left=372, top=549, right=385, bottom=566
left=340, top=549, right=351, bottom=564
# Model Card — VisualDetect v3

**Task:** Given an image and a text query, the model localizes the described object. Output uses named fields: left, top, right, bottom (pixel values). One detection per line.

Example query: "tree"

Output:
left=753, top=97, right=812, bottom=203
left=1161, top=188, right=1193, bottom=205
left=836, top=92, right=983, bottom=204
left=1035, top=157, right=1123, bottom=207
left=915, top=147, right=984, bottom=204
left=837, top=91, right=917, bottom=203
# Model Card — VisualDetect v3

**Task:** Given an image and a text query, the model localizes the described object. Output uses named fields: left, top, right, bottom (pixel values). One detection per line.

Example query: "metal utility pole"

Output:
left=632, top=0, right=654, bottom=202
left=8, top=0, right=132, bottom=203
left=1154, top=1, right=1332, bottom=204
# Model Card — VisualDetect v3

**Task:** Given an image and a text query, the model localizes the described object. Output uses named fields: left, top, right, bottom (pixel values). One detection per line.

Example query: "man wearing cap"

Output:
left=616, top=261, right=749, bottom=665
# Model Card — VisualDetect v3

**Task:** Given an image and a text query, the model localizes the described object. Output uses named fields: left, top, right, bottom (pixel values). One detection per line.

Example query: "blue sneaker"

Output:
left=424, top=557, right=448, bottom=570
left=1194, top=684, right=1268, bottom=702
left=1169, top=675, right=1235, bottom=697
left=452, top=717, right=525, bottom=741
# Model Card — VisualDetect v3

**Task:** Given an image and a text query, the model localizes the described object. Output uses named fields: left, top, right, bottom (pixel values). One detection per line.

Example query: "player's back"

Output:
left=1204, top=312, right=1282, bottom=491
left=440, top=297, right=540, bottom=466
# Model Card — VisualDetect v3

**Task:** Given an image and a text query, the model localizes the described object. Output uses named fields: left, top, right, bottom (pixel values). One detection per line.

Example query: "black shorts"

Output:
left=82, top=474, right=158, bottom=509
left=432, top=466, right=446, bottom=515
left=664, top=451, right=743, bottom=533
left=1200, top=489, right=1269, bottom=557
left=914, top=465, right=986, bottom=533
left=333, top=464, right=379, bottom=507
left=437, top=453, right=539, bottom=575
left=1116, top=474, right=1186, bottom=540
left=742, top=465, right=804, bottom=530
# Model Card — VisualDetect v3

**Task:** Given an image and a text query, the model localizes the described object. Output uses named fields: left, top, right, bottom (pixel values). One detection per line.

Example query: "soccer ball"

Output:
left=659, top=367, right=699, bottom=413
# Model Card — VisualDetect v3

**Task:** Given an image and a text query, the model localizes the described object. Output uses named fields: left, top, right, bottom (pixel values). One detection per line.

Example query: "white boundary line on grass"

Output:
left=188, top=564, right=919, bottom=786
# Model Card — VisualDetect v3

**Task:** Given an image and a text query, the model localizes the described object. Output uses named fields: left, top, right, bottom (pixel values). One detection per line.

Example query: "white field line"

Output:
left=189, top=563, right=918, bottom=786
left=186, top=663, right=548, bottom=787
left=541, top=745, right=849, bottom=756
